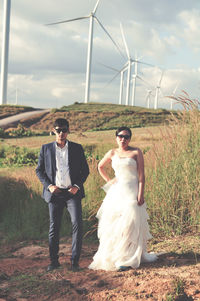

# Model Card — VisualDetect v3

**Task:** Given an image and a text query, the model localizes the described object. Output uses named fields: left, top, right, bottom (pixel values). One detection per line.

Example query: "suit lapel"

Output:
left=68, top=141, right=72, bottom=173
left=51, top=142, right=56, bottom=175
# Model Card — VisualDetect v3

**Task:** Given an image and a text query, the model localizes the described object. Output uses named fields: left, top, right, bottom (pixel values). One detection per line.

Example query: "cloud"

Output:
left=179, top=9, right=200, bottom=52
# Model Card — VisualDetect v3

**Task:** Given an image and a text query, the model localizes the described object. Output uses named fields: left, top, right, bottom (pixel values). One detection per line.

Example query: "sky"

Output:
left=0, top=0, right=200, bottom=109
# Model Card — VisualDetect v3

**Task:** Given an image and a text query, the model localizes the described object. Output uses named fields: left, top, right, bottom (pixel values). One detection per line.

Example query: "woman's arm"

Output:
left=136, top=148, right=145, bottom=206
left=98, top=150, right=113, bottom=182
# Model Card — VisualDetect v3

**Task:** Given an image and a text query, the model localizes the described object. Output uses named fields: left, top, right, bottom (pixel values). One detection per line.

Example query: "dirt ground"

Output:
left=0, top=235, right=199, bottom=301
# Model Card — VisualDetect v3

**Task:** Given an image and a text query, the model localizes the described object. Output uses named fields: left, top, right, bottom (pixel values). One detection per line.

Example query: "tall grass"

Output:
left=145, top=94, right=200, bottom=236
left=0, top=168, right=49, bottom=242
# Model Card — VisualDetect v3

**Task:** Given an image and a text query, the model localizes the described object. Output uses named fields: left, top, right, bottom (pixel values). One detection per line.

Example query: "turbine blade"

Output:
left=137, top=75, right=152, bottom=89
left=45, top=16, right=89, bottom=26
left=104, top=70, right=121, bottom=87
left=120, top=23, right=130, bottom=59
left=122, top=61, right=129, bottom=70
left=172, top=81, right=180, bottom=94
left=93, top=0, right=100, bottom=14
left=137, top=60, right=155, bottom=67
left=95, top=17, right=126, bottom=59
left=158, top=70, right=165, bottom=86
left=98, top=62, right=120, bottom=73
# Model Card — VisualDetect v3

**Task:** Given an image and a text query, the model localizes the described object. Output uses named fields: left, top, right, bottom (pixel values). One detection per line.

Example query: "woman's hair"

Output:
left=115, top=126, right=132, bottom=138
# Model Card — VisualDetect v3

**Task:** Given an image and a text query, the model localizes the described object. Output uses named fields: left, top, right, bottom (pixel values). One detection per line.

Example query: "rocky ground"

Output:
left=0, top=235, right=199, bottom=301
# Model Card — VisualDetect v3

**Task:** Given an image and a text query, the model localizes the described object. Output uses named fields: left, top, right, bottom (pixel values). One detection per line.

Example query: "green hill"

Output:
left=1, top=102, right=175, bottom=133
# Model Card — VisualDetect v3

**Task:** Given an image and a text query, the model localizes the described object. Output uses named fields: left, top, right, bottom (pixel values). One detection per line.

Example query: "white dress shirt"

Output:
left=55, top=141, right=72, bottom=188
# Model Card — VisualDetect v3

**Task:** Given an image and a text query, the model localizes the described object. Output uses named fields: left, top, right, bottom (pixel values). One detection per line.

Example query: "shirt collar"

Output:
left=55, top=140, right=68, bottom=150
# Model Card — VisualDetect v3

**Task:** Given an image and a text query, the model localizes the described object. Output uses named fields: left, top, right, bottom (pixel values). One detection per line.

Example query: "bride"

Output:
left=89, top=126, right=157, bottom=271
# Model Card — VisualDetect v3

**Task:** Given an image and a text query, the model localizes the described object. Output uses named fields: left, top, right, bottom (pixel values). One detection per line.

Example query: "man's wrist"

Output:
left=48, top=184, right=53, bottom=191
left=73, top=184, right=80, bottom=190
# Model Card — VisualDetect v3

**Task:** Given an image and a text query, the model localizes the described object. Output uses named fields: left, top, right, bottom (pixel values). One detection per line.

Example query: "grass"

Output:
left=165, top=277, right=193, bottom=300
left=0, top=273, right=74, bottom=299
left=145, top=95, right=200, bottom=237
left=53, top=102, right=163, bottom=112
left=0, top=168, right=49, bottom=242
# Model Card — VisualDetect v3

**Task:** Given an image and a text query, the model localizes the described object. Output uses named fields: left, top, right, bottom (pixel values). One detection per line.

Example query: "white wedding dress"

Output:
left=89, top=154, right=157, bottom=271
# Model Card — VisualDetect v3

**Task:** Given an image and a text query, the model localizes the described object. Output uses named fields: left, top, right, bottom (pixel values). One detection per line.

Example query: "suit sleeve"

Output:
left=74, top=145, right=89, bottom=188
left=36, top=145, right=52, bottom=189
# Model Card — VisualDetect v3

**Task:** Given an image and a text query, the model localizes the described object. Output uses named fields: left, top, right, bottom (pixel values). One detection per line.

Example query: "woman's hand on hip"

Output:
left=137, top=196, right=145, bottom=206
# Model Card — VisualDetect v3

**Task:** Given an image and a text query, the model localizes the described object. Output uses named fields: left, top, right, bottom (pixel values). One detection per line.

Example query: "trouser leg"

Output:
left=48, top=199, right=64, bottom=263
left=66, top=197, right=83, bottom=263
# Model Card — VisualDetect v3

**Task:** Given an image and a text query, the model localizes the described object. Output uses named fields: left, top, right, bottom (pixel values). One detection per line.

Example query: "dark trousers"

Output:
left=48, top=193, right=83, bottom=264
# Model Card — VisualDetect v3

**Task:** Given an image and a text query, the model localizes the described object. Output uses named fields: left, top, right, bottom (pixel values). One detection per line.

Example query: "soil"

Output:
left=0, top=236, right=199, bottom=301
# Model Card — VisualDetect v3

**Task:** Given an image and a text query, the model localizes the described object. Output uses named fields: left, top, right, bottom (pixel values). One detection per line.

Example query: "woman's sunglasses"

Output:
left=117, top=134, right=130, bottom=140
left=55, top=128, right=68, bottom=134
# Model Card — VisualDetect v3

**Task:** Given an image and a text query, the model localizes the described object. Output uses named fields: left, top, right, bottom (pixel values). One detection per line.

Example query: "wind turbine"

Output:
left=131, top=54, right=141, bottom=106
left=120, top=23, right=133, bottom=106
left=145, top=89, right=153, bottom=108
left=46, top=0, right=123, bottom=104
left=99, top=62, right=128, bottom=105
left=130, top=55, right=156, bottom=107
left=154, top=69, right=164, bottom=109
left=0, top=0, right=11, bottom=105
left=120, top=24, right=155, bottom=107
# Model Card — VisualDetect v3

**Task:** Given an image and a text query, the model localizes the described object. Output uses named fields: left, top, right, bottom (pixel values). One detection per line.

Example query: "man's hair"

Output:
left=115, top=126, right=132, bottom=138
left=53, top=118, right=69, bottom=129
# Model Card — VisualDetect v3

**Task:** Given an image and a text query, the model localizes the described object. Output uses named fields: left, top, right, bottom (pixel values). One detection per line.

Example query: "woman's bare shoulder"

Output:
left=129, top=146, right=142, bottom=153
left=106, top=148, right=117, bottom=158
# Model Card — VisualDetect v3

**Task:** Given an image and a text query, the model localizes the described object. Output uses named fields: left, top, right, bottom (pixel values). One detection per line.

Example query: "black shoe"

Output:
left=47, top=262, right=60, bottom=272
left=71, top=262, right=80, bottom=272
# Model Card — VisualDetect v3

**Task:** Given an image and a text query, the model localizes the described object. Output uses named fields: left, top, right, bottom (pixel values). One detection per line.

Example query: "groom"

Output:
left=36, top=118, right=89, bottom=271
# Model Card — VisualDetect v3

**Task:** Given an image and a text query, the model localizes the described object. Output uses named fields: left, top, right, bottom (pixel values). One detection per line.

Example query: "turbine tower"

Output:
left=154, top=70, right=164, bottom=109
left=119, top=67, right=128, bottom=105
left=145, top=89, right=152, bottom=108
left=46, top=0, right=123, bottom=104
left=131, top=56, right=138, bottom=106
left=120, top=23, right=133, bottom=106
left=0, top=0, right=11, bottom=105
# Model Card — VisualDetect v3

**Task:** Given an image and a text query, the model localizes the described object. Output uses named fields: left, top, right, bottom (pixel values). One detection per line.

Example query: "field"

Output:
left=0, top=98, right=199, bottom=300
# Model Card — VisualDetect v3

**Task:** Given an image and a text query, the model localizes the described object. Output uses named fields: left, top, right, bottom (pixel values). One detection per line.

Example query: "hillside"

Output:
left=0, top=105, right=35, bottom=120
left=1, top=103, right=175, bottom=133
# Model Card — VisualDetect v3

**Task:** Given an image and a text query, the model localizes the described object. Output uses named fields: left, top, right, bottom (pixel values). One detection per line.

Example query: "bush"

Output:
left=0, top=128, right=8, bottom=138
left=0, top=146, right=38, bottom=167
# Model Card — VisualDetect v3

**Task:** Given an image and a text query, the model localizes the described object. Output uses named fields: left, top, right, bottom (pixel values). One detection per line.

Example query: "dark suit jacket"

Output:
left=36, top=140, right=89, bottom=203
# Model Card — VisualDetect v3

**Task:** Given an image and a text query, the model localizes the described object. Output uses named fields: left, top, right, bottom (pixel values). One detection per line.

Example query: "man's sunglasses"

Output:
left=55, top=128, right=68, bottom=134
left=117, top=134, right=130, bottom=140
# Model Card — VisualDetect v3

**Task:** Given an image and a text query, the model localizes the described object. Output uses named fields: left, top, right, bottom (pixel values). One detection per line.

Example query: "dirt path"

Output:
left=0, top=236, right=199, bottom=300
